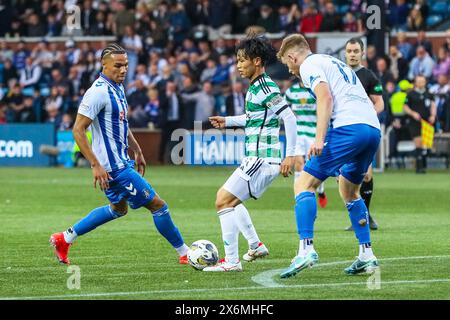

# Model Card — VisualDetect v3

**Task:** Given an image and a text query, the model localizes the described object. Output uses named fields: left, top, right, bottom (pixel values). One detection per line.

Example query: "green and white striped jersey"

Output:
left=285, top=82, right=317, bottom=139
left=245, top=73, right=287, bottom=164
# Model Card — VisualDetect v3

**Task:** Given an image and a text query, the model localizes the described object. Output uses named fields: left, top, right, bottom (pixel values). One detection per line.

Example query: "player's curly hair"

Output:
left=100, top=43, right=126, bottom=60
left=235, top=35, right=276, bottom=67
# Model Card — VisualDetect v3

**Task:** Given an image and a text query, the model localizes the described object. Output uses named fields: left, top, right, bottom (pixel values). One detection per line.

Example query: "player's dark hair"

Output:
left=101, top=43, right=126, bottom=60
left=235, top=35, right=275, bottom=67
left=345, top=38, right=364, bottom=51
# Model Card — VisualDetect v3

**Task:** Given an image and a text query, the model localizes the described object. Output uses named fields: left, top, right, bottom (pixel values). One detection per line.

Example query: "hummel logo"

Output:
left=95, top=81, right=104, bottom=87
left=125, top=183, right=137, bottom=196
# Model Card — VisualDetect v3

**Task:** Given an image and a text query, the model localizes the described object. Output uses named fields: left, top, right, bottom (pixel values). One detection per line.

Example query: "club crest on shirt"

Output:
left=143, top=189, right=150, bottom=199
left=119, top=111, right=125, bottom=121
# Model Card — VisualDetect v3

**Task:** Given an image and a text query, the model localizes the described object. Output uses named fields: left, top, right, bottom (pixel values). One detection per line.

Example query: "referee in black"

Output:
left=343, top=38, right=385, bottom=231
left=403, top=75, right=437, bottom=174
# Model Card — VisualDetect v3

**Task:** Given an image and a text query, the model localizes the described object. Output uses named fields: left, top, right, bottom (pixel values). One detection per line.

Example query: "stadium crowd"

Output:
left=0, top=0, right=450, bottom=163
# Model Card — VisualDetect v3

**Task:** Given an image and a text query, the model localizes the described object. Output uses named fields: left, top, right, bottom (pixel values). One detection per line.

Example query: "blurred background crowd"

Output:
left=0, top=0, right=450, bottom=164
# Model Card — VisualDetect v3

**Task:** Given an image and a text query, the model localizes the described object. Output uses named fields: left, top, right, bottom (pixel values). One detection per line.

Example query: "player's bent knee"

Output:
left=110, top=204, right=128, bottom=216
left=146, top=196, right=166, bottom=212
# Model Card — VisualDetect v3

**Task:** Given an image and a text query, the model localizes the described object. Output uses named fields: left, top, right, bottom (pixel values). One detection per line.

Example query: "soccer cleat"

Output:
left=243, top=242, right=269, bottom=262
left=318, top=192, right=328, bottom=208
left=203, top=259, right=243, bottom=272
left=344, top=257, right=379, bottom=275
left=179, top=255, right=188, bottom=264
left=369, top=215, right=379, bottom=230
left=49, top=232, right=71, bottom=264
left=280, top=251, right=319, bottom=278
left=345, top=225, right=353, bottom=231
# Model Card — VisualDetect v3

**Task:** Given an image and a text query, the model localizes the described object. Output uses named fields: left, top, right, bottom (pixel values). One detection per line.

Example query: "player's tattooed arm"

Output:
left=127, top=130, right=146, bottom=176
left=73, top=113, right=111, bottom=190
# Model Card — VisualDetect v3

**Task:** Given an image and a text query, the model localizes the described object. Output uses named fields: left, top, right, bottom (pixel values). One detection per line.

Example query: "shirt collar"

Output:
left=99, top=72, right=121, bottom=91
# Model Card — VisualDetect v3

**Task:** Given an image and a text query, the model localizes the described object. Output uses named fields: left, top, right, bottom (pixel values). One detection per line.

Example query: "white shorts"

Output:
left=295, top=136, right=314, bottom=157
left=223, top=157, right=280, bottom=201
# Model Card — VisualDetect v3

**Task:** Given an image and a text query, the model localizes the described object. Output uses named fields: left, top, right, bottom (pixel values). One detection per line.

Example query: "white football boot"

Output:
left=203, top=259, right=243, bottom=272
left=243, top=242, right=269, bottom=262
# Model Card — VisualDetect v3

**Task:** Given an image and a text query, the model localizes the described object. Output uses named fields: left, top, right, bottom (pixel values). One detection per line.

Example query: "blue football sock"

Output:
left=73, top=205, right=123, bottom=236
left=152, top=204, right=184, bottom=249
left=295, top=191, right=317, bottom=240
left=346, top=198, right=371, bottom=244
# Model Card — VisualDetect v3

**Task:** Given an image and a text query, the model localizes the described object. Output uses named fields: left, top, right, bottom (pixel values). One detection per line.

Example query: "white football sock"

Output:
left=294, top=171, right=301, bottom=183
left=176, top=244, right=190, bottom=256
left=298, top=238, right=314, bottom=257
left=317, top=182, right=325, bottom=194
left=234, top=204, right=260, bottom=249
left=359, top=243, right=375, bottom=261
left=218, top=208, right=240, bottom=264
left=63, top=227, right=77, bottom=244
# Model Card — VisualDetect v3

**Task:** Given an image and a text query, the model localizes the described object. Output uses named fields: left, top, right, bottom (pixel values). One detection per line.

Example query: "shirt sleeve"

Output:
left=78, top=87, right=106, bottom=120
left=369, top=71, right=383, bottom=96
left=300, top=60, right=328, bottom=93
left=263, top=91, right=289, bottom=115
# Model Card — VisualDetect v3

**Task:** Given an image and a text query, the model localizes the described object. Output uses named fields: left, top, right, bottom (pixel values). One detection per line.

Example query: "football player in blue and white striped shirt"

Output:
left=50, top=44, right=190, bottom=265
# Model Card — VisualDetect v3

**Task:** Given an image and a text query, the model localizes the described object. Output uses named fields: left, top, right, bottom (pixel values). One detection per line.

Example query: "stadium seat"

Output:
left=431, top=2, right=447, bottom=14
left=426, top=15, right=443, bottom=27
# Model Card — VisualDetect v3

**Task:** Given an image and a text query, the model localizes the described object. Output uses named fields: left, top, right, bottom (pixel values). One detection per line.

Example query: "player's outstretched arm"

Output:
left=308, top=82, right=333, bottom=159
left=279, top=107, right=296, bottom=177
left=128, top=130, right=146, bottom=176
left=73, top=113, right=111, bottom=190
left=209, top=114, right=246, bottom=128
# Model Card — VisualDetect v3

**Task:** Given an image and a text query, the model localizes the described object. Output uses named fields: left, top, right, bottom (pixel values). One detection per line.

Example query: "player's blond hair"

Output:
left=277, top=34, right=310, bottom=61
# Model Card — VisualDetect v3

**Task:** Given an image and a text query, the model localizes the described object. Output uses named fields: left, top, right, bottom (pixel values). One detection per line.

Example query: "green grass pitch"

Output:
left=1, top=166, right=449, bottom=300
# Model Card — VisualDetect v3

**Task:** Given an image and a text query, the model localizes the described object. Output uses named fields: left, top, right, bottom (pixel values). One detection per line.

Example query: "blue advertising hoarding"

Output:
left=0, top=124, right=55, bottom=166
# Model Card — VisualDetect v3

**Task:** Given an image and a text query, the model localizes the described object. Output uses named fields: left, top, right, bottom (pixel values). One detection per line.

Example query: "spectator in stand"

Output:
left=0, top=42, right=14, bottom=62
left=200, top=58, right=217, bottom=83
left=45, top=102, right=62, bottom=128
left=58, top=113, right=74, bottom=131
left=429, top=74, right=450, bottom=132
left=388, top=45, right=409, bottom=82
left=122, top=25, right=143, bottom=85
left=433, top=47, right=450, bottom=80
left=208, top=0, right=232, bottom=40
left=89, top=11, right=109, bottom=36
left=366, top=45, right=378, bottom=73
left=232, top=0, right=256, bottom=34
left=414, top=0, right=429, bottom=25
left=128, top=79, right=149, bottom=112
left=181, top=80, right=215, bottom=128
left=226, top=81, right=245, bottom=117
left=45, top=86, right=63, bottom=112
left=4, top=83, right=25, bottom=123
left=65, top=40, right=81, bottom=66
left=414, top=31, right=433, bottom=57
left=144, top=87, right=161, bottom=128
left=156, top=65, right=175, bottom=92
left=180, top=75, right=199, bottom=129
left=133, top=64, right=150, bottom=87
left=19, top=57, right=42, bottom=91
left=299, top=3, right=323, bottom=33
left=168, top=2, right=191, bottom=47
left=80, top=0, right=97, bottom=35
left=256, top=4, right=280, bottom=33
left=407, top=8, right=425, bottom=32
left=389, top=0, right=409, bottom=32
left=159, top=81, right=183, bottom=163
left=148, top=63, right=163, bottom=88
left=211, top=54, right=231, bottom=86
left=26, top=13, right=46, bottom=37
left=396, top=31, right=414, bottom=62
left=408, top=46, right=435, bottom=82
left=13, top=41, right=29, bottom=71
left=342, top=12, right=359, bottom=32
left=114, top=0, right=135, bottom=37
left=1, top=59, right=18, bottom=88
left=320, top=1, right=342, bottom=32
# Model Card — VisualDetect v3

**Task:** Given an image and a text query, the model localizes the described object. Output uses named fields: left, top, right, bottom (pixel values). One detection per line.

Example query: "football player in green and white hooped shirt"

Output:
left=285, top=80, right=328, bottom=208
left=207, top=36, right=297, bottom=272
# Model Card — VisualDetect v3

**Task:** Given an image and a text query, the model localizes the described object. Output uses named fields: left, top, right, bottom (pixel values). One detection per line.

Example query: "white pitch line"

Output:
left=2, top=254, right=450, bottom=300
left=251, top=254, right=450, bottom=288
left=3, top=278, right=450, bottom=300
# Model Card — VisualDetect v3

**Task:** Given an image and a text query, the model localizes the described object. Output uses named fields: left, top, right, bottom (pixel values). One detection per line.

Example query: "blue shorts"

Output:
left=304, top=124, right=381, bottom=185
left=105, top=161, right=156, bottom=209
